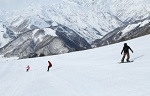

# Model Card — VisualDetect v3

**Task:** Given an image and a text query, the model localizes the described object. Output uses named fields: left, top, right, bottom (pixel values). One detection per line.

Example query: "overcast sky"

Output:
left=0, top=0, right=63, bottom=12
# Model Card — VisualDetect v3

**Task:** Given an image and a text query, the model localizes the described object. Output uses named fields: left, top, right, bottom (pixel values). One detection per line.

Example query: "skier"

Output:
left=47, top=61, right=52, bottom=71
left=121, top=43, right=133, bottom=62
left=26, top=65, right=30, bottom=72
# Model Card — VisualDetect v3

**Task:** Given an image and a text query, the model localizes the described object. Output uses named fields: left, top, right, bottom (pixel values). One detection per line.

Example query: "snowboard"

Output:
left=118, top=61, right=133, bottom=64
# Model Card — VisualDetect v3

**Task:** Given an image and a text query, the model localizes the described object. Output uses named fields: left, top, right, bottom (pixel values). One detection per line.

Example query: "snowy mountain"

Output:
left=0, top=34, right=150, bottom=96
left=93, top=18, right=150, bottom=47
left=0, top=0, right=150, bottom=58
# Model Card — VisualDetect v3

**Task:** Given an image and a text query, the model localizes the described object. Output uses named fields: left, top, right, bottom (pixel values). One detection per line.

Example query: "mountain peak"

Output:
left=0, top=0, right=150, bottom=58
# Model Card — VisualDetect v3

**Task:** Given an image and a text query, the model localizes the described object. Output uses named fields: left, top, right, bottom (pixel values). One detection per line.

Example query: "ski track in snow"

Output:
left=0, top=35, right=150, bottom=96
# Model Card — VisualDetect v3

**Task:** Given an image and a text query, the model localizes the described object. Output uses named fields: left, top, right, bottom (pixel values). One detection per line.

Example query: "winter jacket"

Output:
left=48, top=61, right=52, bottom=67
left=121, top=44, right=133, bottom=54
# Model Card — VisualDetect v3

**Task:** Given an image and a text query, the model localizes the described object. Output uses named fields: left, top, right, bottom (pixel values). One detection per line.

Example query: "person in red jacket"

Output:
left=26, top=65, right=30, bottom=72
left=47, top=61, right=52, bottom=71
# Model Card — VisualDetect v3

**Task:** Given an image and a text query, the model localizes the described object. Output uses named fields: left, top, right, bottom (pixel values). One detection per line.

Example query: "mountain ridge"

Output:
left=0, top=0, right=150, bottom=58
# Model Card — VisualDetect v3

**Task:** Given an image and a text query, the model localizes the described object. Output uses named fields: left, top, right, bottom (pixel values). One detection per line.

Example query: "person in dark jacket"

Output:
left=47, top=61, right=52, bottom=71
left=121, top=43, right=133, bottom=62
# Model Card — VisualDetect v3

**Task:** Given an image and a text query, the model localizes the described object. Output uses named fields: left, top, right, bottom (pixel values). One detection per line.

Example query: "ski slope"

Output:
left=0, top=34, right=150, bottom=96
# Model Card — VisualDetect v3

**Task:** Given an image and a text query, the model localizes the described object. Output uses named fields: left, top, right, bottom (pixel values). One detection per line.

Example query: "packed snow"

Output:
left=0, top=34, right=150, bottom=96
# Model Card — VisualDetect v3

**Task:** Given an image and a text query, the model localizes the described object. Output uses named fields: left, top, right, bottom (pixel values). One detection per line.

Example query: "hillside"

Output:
left=0, top=0, right=150, bottom=58
left=0, top=34, right=150, bottom=96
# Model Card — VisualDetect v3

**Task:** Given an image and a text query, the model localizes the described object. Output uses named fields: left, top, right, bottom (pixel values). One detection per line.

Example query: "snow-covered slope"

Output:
left=92, top=17, right=150, bottom=47
left=1, top=0, right=150, bottom=43
left=0, top=0, right=150, bottom=58
left=0, top=21, right=14, bottom=48
left=0, top=34, right=150, bottom=96
left=121, top=20, right=150, bottom=35
left=0, top=21, right=7, bottom=47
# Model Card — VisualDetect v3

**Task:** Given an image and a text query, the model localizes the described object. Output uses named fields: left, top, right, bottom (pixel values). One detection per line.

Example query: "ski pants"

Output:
left=47, top=66, right=50, bottom=71
left=121, top=53, right=130, bottom=62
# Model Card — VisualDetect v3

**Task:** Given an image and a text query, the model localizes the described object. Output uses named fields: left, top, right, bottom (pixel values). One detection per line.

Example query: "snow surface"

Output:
left=43, top=28, right=57, bottom=36
left=0, top=34, right=150, bottom=96
left=32, top=28, right=57, bottom=42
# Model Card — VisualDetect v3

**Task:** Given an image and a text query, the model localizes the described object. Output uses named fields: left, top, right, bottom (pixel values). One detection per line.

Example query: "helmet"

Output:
left=124, top=43, right=127, bottom=46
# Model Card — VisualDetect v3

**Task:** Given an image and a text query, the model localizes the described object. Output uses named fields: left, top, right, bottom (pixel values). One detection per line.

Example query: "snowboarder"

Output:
left=47, top=61, right=52, bottom=71
left=26, top=65, right=30, bottom=72
left=121, top=43, right=133, bottom=62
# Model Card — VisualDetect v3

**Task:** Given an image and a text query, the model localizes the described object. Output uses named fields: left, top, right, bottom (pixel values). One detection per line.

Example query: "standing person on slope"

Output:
left=26, top=65, right=30, bottom=72
left=121, top=43, right=133, bottom=62
left=47, top=61, right=52, bottom=71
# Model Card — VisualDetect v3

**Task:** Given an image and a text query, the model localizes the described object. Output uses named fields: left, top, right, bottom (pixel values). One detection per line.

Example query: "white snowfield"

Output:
left=0, top=34, right=150, bottom=96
